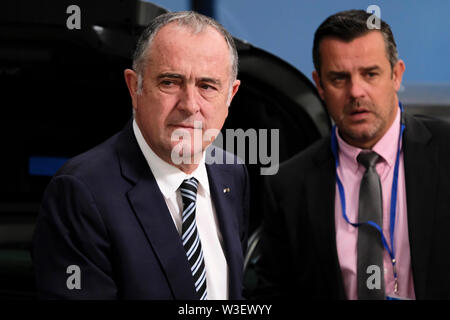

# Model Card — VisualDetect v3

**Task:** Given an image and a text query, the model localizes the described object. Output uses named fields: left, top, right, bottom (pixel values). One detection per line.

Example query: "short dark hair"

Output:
left=312, top=9, right=398, bottom=75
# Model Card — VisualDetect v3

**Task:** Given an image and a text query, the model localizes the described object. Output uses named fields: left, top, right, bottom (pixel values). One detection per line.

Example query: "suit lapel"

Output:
left=206, top=161, right=243, bottom=300
left=306, top=138, right=346, bottom=299
left=127, top=173, right=198, bottom=299
left=403, top=114, right=438, bottom=299
left=116, top=121, right=197, bottom=299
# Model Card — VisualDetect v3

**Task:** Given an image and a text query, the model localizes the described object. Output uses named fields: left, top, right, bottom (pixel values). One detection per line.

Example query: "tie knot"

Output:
left=357, top=151, right=379, bottom=169
left=179, top=177, right=199, bottom=202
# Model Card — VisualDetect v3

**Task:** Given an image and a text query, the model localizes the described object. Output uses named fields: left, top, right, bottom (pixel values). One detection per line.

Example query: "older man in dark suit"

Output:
left=32, top=11, right=248, bottom=300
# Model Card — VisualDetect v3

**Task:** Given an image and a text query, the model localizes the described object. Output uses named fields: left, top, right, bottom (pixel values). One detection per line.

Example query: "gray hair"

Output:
left=132, top=11, right=238, bottom=93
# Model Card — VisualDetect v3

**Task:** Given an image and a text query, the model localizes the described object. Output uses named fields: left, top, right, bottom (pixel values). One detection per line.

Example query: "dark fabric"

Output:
left=357, top=151, right=385, bottom=299
left=31, top=120, right=250, bottom=299
left=255, top=113, right=450, bottom=300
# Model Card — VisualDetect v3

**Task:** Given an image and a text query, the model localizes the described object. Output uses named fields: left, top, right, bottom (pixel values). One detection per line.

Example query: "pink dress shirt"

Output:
left=335, top=108, right=416, bottom=299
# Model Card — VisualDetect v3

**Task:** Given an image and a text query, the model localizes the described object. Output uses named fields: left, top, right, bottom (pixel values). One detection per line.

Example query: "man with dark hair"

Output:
left=256, top=10, right=450, bottom=299
left=32, top=11, right=248, bottom=299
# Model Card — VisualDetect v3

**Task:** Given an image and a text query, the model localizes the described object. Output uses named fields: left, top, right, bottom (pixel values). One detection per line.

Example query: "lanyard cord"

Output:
left=331, top=103, right=405, bottom=292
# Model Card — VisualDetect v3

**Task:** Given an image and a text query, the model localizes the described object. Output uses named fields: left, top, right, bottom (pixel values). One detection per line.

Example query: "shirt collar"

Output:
left=133, top=119, right=210, bottom=199
left=336, top=107, right=401, bottom=173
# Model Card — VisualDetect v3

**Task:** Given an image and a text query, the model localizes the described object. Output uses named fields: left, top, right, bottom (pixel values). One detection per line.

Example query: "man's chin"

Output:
left=169, top=142, right=204, bottom=165
left=341, top=127, right=381, bottom=148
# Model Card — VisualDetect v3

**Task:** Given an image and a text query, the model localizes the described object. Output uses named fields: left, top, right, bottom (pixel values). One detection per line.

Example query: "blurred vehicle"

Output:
left=400, top=84, right=450, bottom=122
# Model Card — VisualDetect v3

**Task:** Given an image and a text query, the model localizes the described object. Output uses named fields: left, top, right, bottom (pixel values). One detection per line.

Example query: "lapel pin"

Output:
left=223, top=187, right=231, bottom=193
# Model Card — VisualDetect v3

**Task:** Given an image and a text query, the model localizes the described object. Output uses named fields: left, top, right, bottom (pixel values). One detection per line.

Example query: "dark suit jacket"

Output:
left=32, top=121, right=249, bottom=299
left=256, top=113, right=450, bottom=299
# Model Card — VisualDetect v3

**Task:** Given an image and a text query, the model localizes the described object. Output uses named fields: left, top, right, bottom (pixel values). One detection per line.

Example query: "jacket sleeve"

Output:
left=251, top=175, right=292, bottom=299
left=32, top=174, right=117, bottom=299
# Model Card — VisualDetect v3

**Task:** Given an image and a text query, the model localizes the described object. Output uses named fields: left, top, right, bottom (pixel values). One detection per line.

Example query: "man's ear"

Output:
left=312, top=70, right=325, bottom=100
left=124, top=69, right=139, bottom=110
left=392, top=59, right=405, bottom=92
left=227, top=79, right=241, bottom=106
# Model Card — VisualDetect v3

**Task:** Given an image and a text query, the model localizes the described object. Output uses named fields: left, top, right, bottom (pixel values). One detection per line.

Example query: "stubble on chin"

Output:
left=337, top=113, right=385, bottom=148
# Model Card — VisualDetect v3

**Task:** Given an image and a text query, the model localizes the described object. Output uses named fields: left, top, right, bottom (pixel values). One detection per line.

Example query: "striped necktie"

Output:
left=179, top=177, right=207, bottom=300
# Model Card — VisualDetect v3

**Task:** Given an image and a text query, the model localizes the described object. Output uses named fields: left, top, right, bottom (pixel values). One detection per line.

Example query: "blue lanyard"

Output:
left=330, top=102, right=405, bottom=293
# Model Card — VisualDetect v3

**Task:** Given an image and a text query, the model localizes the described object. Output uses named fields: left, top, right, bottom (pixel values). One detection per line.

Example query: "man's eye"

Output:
left=367, top=72, right=378, bottom=78
left=161, top=80, right=175, bottom=86
left=331, top=74, right=346, bottom=81
left=331, top=76, right=345, bottom=84
left=200, top=84, right=216, bottom=91
left=159, top=80, right=180, bottom=92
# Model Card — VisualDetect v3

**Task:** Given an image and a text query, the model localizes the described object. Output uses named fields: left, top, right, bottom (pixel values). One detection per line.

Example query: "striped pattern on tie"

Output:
left=179, top=177, right=207, bottom=300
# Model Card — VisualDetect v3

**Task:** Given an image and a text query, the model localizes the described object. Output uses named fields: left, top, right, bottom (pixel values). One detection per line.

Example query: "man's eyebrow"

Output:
left=326, top=71, right=350, bottom=77
left=325, top=66, right=382, bottom=77
left=157, top=73, right=184, bottom=80
left=360, top=65, right=382, bottom=72
left=198, top=77, right=221, bottom=85
left=157, top=74, right=221, bottom=85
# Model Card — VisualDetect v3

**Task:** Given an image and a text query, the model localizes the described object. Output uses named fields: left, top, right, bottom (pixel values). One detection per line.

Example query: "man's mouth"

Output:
left=170, top=122, right=203, bottom=129
left=348, top=108, right=371, bottom=121
left=173, top=124, right=194, bottom=129
left=350, top=107, right=370, bottom=115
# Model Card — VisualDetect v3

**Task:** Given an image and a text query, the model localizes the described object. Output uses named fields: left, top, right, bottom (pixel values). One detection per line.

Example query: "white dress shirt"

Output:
left=133, top=120, right=229, bottom=300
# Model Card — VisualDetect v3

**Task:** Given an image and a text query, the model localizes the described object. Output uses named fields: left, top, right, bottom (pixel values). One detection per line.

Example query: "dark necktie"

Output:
left=357, top=151, right=385, bottom=300
left=179, top=177, right=207, bottom=300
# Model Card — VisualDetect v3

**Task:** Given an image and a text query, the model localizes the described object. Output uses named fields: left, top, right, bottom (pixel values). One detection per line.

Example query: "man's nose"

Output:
left=178, top=85, right=200, bottom=115
left=349, top=76, right=366, bottom=99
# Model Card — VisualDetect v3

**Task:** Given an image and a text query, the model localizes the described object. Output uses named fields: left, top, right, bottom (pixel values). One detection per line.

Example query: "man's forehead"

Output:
left=154, top=22, right=224, bottom=47
left=320, top=32, right=389, bottom=69
left=148, top=24, right=229, bottom=62
left=144, top=23, right=232, bottom=78
left=321, top=32, right=385, bottom=54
